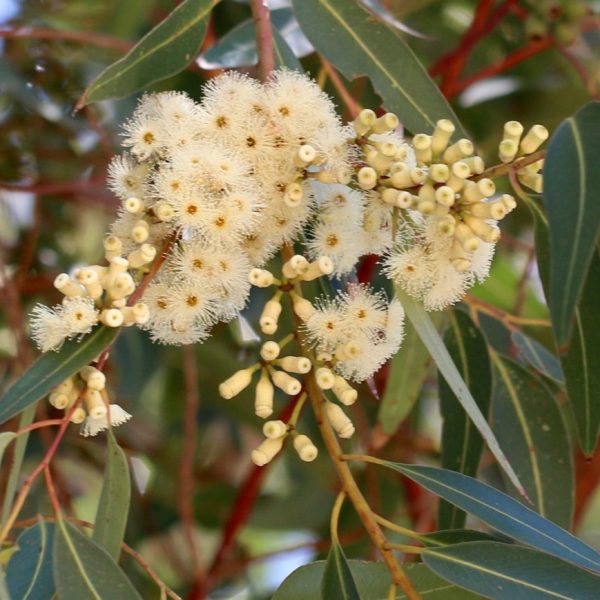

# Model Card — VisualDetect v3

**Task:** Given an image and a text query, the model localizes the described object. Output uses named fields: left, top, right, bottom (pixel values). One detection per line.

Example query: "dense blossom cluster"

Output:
left=29, top=71, right=546, bottom=440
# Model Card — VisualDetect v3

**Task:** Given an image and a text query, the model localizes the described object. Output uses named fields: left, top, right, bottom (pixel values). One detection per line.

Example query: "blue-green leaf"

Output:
left=92, top=430, right=131, bottom=560
left=423, top=541, right=600, bottom=599
left=511, top=331, right=564, bottom=385
left=439, top=310, right=491, bottom=530
left=78, top=0, right=218, bottom=107
left=0, top=326, right=119, bottom=426
left=374, top=462, right=600, bottom=573
left=542, top=101, right=600, bottom=346
left=274, top=560, right=481, bottom=599
left=53, top=519, right=142, bottom=600
left=290, top=0, right=464, bottom=135
left=321, top=543, right=360, bottom=600
left=491, top=353, right=573, bottom=528
left=6, top=522, right=55, bottom=600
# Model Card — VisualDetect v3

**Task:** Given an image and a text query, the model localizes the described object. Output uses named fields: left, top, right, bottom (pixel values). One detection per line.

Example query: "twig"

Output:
left=181, top=345, right=204, bottom=589
left=320, top=58, right=362, bottom=119
left=249, top=0, right=275, bottom=82
left=474, top=150, right=545, bottom=181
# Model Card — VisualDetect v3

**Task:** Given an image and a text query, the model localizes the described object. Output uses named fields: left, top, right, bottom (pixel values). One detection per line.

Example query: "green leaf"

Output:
left=0, top=432, right=16, bottom=469
left=290, top=0, right=464, bottom=135
left=0, top=326, right=119, bottom=426
left=378, top=316, right=441, bottom=434
left=199, top=8, right=303, bottom=71
left=419, top=529, right=504, bottom=547
left=273, top=28, right=303, bottom=71
left=491, top=353, right=573, bottom=528
left=510, top=331, right=564, bottom=385
left=524, top=195, right=600, bottom=454
left=396, top=288, right=524, bottom=497
left=321, top=542, right=360, bottom=600
left=560, top=249, right=600, bottom=454
left=53, top=519, right=142, bottom=600
left=274, top=560, right=481, bottom=599
left=375, top=462, right=600, bottom=573
left=423, top=541, right=600, bottom=599
left=78, top=0, right=217, bottom=107
left=439, top=310, right=491, bottom=530
left=542, top=102, right=600, bottom=346
left=6, top=522, right=55, bottom=600
left=92, top=430, right=131, bottom=560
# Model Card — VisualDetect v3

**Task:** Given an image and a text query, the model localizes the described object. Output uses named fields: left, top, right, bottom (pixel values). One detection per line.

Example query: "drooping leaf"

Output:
left=78, top=0, right=217, bottom=107
left=423, top=541, right=600, bottom=599
left=273, top=560, right=481, bottom=599
left=6, top=522, right=55, bottom=600
left=378, top=316, right=441, bottom=434
left=92, top=430, right=131, bottom=560
left=542, top=102, right=600, bottom=346
left=53, top=519, right=142, bottom=600
left=321, top=542, right=360, bottom=600
left=524, top=195, right=600, bottom=454
left=560, top=249, right=600, bottom=455
left=511, top=331, right=564, bottom=385
left=0, top=326, right=119, bottom=426
left=0, top=433, right=16, bottom=470
left=273, top=28, right=303, bottom=72
left=198, top=8, right=305, bottom=70
left=290, top=0, right=464, bottom=135
left=396, top=289, right=524, bottom=497
left=491, top=353, right=573, bottom=528
left=374, top=462, right=600, bottom=573
left=418, top=529, right=504, bottom=547
left=439, top=310, right=491, bottom=530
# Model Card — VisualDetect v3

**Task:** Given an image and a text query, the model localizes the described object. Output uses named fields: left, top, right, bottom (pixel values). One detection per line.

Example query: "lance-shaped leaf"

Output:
left=78, top=0, right=217, bottom=108
left=0, top=432, right=16, bottom=470
left=92, top=430, right=131, bottom=560
left=0, top=326, right=119, bottom=426
left=378, top=317, right=439, bottom=434
left=375, top=462, right=600, bottom=573
left=274, top=560, right=480, bottom=599
left=524, top=195, right=600, bottom=454
left=53, top=519, right=142, bottom=599
left=491, top=353, right=573, bottom=529
left=396, top=289, right=525, bottom=497
left=290, top=0, right=464, bottom=135
left=423, top=541, right=600, bottom=599
left=418, top=529, right=504, bottom=547
left=6, top=522, right=55, bottom=600
left=510, top=331, right=564, bottom=385
left=321, top=543, right=360, bottom=600
left=439, top=310, right=491, bottom=530
left=542, top=102, right=600, bottom=347
left=273, top=28, right=303, bottom=72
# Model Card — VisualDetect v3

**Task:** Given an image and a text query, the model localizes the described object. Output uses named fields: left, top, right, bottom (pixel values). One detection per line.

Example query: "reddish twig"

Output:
left=320, top=58, right=361, bottom=120
left=181, top=345, right=204, bottom=592
left=0, top=26, right=131, bottom=52
left=249, top=0, right=275, bottom=82
left=0, top=177, right=106, bottom=196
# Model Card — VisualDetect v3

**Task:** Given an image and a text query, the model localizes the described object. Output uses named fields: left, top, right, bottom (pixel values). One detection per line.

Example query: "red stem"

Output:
left=249, top=0, right=275, bottom=82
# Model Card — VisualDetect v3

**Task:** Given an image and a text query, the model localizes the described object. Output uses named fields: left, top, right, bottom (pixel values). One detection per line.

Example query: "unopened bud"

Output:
left=353, top=109, right=377, bottom=136
left=499, top=139, right=518, bottom=163
left=520, top=124, right=548, bottom=154
left=124, top=197, right=144, bottom=214
left=284, top=182, right=304, bottom=207
left=357, top=166, right=378, bottom=190
left=372, top=113, right=399, bottom=134
left=263, top=419, right=287, bottom=439
left=301, top=257, right=334, bottom=281
left=104, top=236, right=122, bottom=261
left=315, top=367, right=335, bottom=390
left=128, top=244, right=156, bottom=268
left=503, top=121, right=524, bottom=144
left=435, top=186, right=455, bottom=207
left=271, top=370, right=302, bottom=396
left=431, top=119, right=455, bottom=156
left=49, top=392, right=70, bottom=410
left=70, top=407, right=87, bottom=424
left=100, top=308, right=124, bottom=328
left=325, top=402, right=355, bottom=438
left=332, top=376, right=358, bottom=406
left=249, top=268, right=274, bottom=288
left=260, top=298, right=282, bottom=334
left=429, top=163, right=450, bottom=183
left=131, top=220, right=150, bottom=244
left=276, top=356, right=312, bottom=374
left=293, top=434, right=318, bottom=462
left=260, top=341, right=280, bottom=362
left=251, top=436, right=285, bottom=466
left=282, top=254, right=309, bottom=279
left=413, top=133, right=432, bottom=165
left=80, top=366, right=106, bottom=391
left=290, top=293, right=315, bottom=320
left=219, top=366, right=257, bottom=399
left=255, top=371, right=274, bottom=418
left=84, top=389, right=106, bottom=419
left=443, top=139, right=474, bottom=163
left=297, top=144, right=317, bottom=165
left=54, top=274, right=84, bottom=297
left=155, top=203, right=174, bottom=221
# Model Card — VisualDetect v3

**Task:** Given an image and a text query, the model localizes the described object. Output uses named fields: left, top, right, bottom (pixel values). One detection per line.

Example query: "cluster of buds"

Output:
left=251, top=417, right=319, bottom=466
left=523, top=0, right=591, bottom=46
left=498, top=121, right=547, bottom=194
left=48, top=368, right=130, bottom=436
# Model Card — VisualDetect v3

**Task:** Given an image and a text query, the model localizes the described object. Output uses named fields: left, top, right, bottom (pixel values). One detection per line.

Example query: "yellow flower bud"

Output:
left=124, top=197, right=144, bottom=214
left=332, top=376, right=358, bottom=406
left=260, top=298, right=283, bottom=334
left=260, top=341, right=280, bottom=362
left=499, top=139, right=518, bottom=163
left=103, top=235, right=122, bottom=261
left=49, top=392, right=70, bottom=410
left=429, top=163, right=450, bottom=183
left=255, top=370, right=274, bottom=418
left=357, top=166, right=378, bottom=190
left=251, top=436, right=285, bottom=466
left=325, top=402, right=355, bottom=439
left=271, top=370, right=302, bottom=396
left=84, top=389, right=106, bottom=419
left=520, top=124, right=548, bottom=154
left=290, top=293, right=315, bottom=321
left=431, top=119, right=455, bottom=156
left=353, top=109, right=377, bottom=136
left=301, top=257, right=334, bottom=281
left=315, top=367, right=335, bottom=390
left=128, top=244, right=156, bottom=268
left=155, top=203, right=174, bottom=221
left=54, top=273, right=85, bottom=297
left=70, top=407, right=87, bottom=424
left=371, top=112, right=399, bottom=134
left=263, top=419, right=287, bottom=439
left=249, top=268, right=274, bottom=288
left=503, top=120, right=524, bottom=144
left=293, top=434, right=318, bottom=462
left=276, top=356, right=312, bottom=374
left=435, top=185, right=456, bottom=207
left=100, top=308, right=124, bottom=328
left=443, top=138, right=474, bottom=163
left=219, top=366, right=257, bottom=399
left=282, top=254, right=309, bottom=279
left=413, top=133, right=432, bottom=165
left=131, top=220, right=150, bottom=244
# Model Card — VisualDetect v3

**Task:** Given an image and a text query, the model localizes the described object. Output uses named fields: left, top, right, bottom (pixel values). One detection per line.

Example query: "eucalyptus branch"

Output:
left=250, top=0, right=275, bottom=82
left=474, top=149, right=545, bottom=181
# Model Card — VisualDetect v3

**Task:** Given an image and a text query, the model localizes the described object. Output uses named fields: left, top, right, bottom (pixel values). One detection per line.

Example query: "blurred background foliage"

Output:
left=1, top=1, right=600, bottom=598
